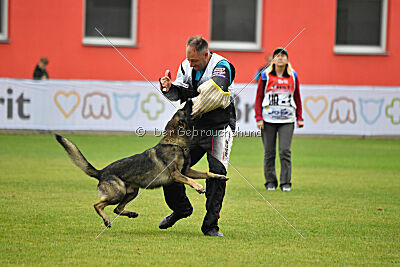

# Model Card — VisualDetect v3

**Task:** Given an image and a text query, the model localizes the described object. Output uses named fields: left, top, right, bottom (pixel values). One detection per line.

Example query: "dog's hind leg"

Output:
left=94, top=198, right=112, bottom=228
left=94, top=176, right=126, bottom=227
left=113, top=187, right=139, bottom=219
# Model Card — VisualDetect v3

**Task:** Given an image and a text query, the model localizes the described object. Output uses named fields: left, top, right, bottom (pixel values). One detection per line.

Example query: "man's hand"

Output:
left=297, top=121, right=304, bottom=128
left=159, top=70, right=172, bottom=92
left=257, top=121, right=264, bottom=130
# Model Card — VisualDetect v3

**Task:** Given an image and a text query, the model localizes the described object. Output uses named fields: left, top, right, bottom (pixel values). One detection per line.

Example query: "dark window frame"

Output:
left=82, top=0, right=137, bottom=47
left=334, top=0, right=388, bottom=55
left=0, top=0, right=8, bottom=41
left=209, top=0, right=263, bottom=51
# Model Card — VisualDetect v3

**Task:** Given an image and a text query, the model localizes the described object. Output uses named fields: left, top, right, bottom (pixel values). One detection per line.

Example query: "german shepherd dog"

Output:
left=55, top=100, right=227, bottom=227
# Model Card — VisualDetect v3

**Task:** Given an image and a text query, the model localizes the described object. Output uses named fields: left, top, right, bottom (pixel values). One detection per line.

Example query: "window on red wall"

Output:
left=0, top=0, right=8, bottom=41
left=83, top=0, right=137, bottom=46
left=335, top=0, right=387, bottom=54
left=210, top=0, right=262, bottom=51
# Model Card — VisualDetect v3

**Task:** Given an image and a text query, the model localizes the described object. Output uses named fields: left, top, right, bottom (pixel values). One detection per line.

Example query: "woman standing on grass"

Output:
left=254, top=48, right=304, bottom=192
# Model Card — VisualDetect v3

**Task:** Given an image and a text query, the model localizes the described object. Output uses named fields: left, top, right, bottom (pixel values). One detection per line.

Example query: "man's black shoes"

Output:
left=159, top=212, right=185, bottom=229
left=204, top=229, right=224, bottom=237
left=159, top=213, right=224, bottom=237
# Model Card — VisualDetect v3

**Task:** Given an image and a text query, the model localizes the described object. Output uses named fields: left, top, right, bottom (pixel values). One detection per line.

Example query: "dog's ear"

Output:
left=184, top=99, right=193, bottom=114
left=165, top=116, right=179, bottom=132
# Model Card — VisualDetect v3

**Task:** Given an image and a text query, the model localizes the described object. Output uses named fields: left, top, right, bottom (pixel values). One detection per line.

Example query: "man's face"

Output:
left=38, top=61, right=48, bottom=70
left=186, top=45, right=209, bottom=71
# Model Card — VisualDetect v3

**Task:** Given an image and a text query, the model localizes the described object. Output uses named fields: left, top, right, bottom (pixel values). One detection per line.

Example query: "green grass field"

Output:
left=0, top=134, right=399, bottom=265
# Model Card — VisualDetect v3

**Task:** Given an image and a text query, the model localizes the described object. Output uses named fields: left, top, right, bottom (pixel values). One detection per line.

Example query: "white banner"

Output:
left=0, top=79, right=399, bottom=135
left=235, top=84, right=400, bottom=136
left=0, top=79, right=177, bottom=133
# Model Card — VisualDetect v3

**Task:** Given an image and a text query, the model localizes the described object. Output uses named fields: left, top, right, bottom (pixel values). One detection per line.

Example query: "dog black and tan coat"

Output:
left=55, top=101, right=227, bottom=227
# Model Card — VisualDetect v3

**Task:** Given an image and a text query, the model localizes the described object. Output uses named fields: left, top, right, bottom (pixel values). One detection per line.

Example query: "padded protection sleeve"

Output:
left=180, top=79, right=231, bottom=118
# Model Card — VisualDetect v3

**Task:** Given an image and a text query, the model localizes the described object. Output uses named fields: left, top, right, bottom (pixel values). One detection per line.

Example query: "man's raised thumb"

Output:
left=165, top=70, right=171, bottom=79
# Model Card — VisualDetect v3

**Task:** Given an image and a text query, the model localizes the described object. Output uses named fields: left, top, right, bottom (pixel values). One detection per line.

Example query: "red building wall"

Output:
left=1, top=0, right=399, bottom=86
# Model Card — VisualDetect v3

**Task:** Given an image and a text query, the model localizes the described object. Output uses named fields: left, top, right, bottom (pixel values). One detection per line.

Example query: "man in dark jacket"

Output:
left=33, top=57, right=49, bottom=80
left=159, top=36, right=236, bottom=237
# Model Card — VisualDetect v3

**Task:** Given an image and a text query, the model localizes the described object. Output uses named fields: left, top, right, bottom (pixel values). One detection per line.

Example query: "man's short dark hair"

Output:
left=186, top=36, right=208, bottom=53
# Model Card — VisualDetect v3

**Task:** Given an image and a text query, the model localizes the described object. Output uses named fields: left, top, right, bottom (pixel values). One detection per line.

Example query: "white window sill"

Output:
left=83, top=37, right=137, bottom=47
left=334, top=45, right=388, bottom=55
left=210, top=41, right=261, bottom=52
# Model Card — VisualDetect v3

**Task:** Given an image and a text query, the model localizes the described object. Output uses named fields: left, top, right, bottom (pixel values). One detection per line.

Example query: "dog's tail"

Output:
left=55, top=134, right=101, bottom=179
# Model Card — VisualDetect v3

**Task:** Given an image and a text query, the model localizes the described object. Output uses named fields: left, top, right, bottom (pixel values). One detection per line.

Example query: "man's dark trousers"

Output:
left=162, top=132, right=228, bottom=233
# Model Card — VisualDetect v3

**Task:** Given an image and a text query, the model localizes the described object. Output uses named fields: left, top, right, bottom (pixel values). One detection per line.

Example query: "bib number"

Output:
left=268, top=94, right=291, bottom=106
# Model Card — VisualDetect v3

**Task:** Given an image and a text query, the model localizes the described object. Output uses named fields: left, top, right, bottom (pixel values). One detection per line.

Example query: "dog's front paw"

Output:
left=212, top=175, right=229, bottom=181
left=217, top=176, right=229, bottom=181
left=209, top=172, right=229, bottom=181
left=196, top=188, right=206, bottom=194
left=193, top=183, right=205, bottom=194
